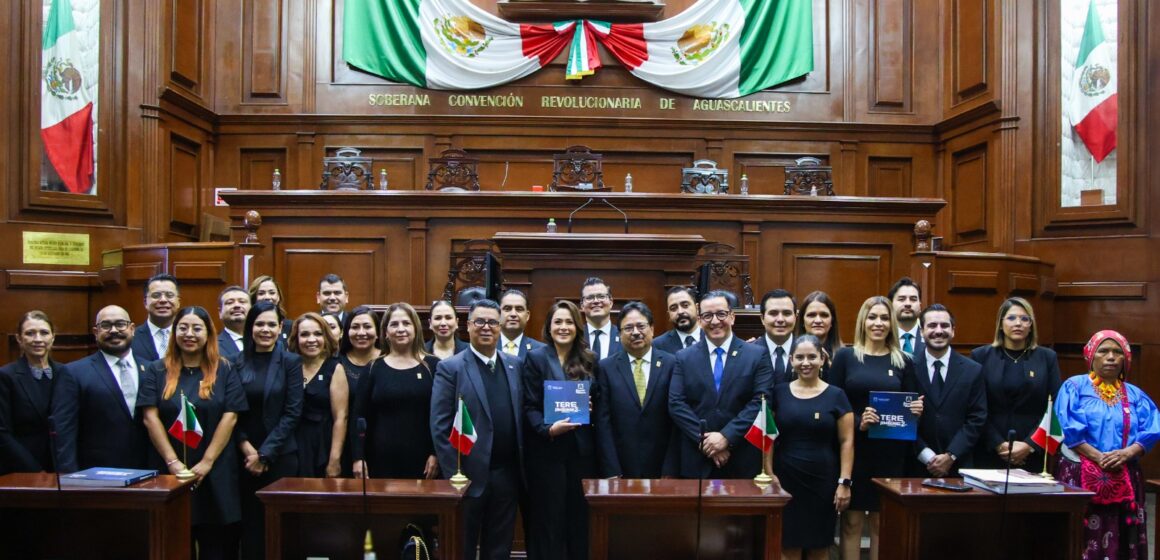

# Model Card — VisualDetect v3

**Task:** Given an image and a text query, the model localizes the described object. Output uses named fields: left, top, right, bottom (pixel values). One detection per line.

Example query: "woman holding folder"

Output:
left=522, top=300, right=599, bottom=560
left=139, top=306, right=247, bottom=559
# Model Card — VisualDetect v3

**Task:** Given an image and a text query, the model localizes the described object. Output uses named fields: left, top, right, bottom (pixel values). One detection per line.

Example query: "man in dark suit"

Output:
left=653, top=286, right=702, bottom=355
left=52, top=305, right=149, bottom=472
left=130, top=273, right=181, bottom=363
left=912, top=304, right=987, bottom=477
left=317, top=273, right=350, bottom=324
left=217, top=284, right=250, bottom=361
left=751, top=289, right=797, bottom=385
left=668, top=290, right=774, bottom=479
left=431, top=299, right=524, bottom=560
left=498, top=289, right=546, bottom=362
left=595, top=301, right=678, bottom=478
left=889, top=276, right=924, bottom=357
left=581, top=277, right=620, bottom=361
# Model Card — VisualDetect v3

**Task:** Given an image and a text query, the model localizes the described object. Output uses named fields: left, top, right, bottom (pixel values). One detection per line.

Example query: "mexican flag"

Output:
left=450, top=396, right=476, bottom=455
left=1031, top=399, right=1063, bottom=455
left=41, top=0, right=95, bottom=194
left=1067, top=0, right=1117, bottom=163
left=343, top=0, right=574, bottom=90
left=167, top=392, right=203, bottom=449
left=744, top=397, right=778, bottom=452
left=592, top=0, right=814, bottom=98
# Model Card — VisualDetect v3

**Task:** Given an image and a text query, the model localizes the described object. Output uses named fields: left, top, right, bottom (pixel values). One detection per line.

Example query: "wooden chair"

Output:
left=441, top=239, right=499, bottom=302
left=319, top=147, right=373, bottom=190
left=784, top=156, right=835, bottom=196
left=693, top=243, right=754, bottom=308
left=680, top=159, right=729, bottom=194
left=425, top=149, right=481, bottom=192
left=550, top=145, right=608, bottom=192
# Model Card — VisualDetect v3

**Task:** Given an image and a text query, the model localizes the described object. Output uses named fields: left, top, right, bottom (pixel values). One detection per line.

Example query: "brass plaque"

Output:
left=22, top=231, right=90, bottom=265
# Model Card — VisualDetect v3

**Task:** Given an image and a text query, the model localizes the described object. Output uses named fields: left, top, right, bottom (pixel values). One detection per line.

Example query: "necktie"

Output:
left=504, top=341, right=518, bottom=356
left=592, top=331, right=603, bottom=359
left=684, top=335, right=695, bottom=348
left=487, top=359, right=496, bottom=373
left=931, top=360, right=945, bottom=402
left=116, top=358, right=137, bottom=411
left=902, top=333, right=914, bottom=354
left=773, top=347, right=786, bottom=379
left=157, top=328, right=170, bottom=358
left=712, top=347, right=725, bottom=392
left=632, top=358, right=647, bottom=405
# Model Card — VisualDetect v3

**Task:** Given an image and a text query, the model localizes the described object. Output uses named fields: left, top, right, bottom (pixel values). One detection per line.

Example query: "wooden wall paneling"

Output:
left=243, top=0, right=288, bottom=103
left=948, top=141, right=989, bottom=247
left=167, top=0, right=212, bottom=102
left=240, top=148, right=289, bottom=191
left=868, top=0, right=913, bottom=113
left=780, top=243, right=894, bottom=345
left=867, top=156, right=914, bottom=198
left=734, top=153, right=833, bottom=196
left=167, top=131, right=204, bottom=239
left=1, top=270, right=100, bottom=364
left=273, top=237, right=390, bottom=319
left=945, top=0, right=995, bottom=111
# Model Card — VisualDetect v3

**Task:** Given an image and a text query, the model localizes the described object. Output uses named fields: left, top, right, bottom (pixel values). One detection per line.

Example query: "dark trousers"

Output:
left=526, top=452, right=594, bottom=560
left=239, top=453, right=298, bottom=560
left=193, top=522, right=241, bottom=560
left=462, top=464, right=520, bottom=560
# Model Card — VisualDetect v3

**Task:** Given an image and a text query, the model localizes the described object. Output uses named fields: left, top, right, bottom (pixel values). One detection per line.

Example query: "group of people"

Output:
left=0, top=273, right=1156, bottom=560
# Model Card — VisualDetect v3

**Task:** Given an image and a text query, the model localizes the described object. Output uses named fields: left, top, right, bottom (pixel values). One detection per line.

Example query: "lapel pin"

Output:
left=731, top=351, right=738, bottom=357
left=1030, top=371, right=1036, bottom=378
left=814, top=412, right=820, bottom=420
left=888, top=370, right=894, bottom=376
left=656, top=360, right=662, bottom=368
left=526, top=343, right=532, bottom=350
left=417, top=372, right=422, bottom=380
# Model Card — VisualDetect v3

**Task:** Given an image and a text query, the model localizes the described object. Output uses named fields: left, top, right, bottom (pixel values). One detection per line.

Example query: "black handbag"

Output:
left=399, top=523, right=431, bottom=560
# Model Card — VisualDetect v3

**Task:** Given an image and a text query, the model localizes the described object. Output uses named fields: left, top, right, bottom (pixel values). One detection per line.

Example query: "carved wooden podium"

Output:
left=874, top=478, right=1093, bottom=560
left=0, top=473, right=193, bottom=560
left=584, top=478, right=791, bottom=560
left=257, top=478, right=468, bottom=560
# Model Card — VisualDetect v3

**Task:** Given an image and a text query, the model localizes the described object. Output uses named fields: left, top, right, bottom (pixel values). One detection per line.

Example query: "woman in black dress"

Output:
left=0, top=311, right=63, bottom=474
left=771, top=334, right=854, bottom=560
left=796, top=291, right=843, bottom=378
left=970, top=297, right=1062, bottom=470
left=235, top=301, right=303, bottom=560
left=139, top=306, right=247, bottom=559
left=289, top=312, right=349, bottom=478
left=426, top=300, right=468, bottom=359
left=248, top=274, right=293, bottom=344
left=523, top=300, right=598, bottom=560
left=352, top=302, right=439, bottom=479
left=829, top=296, right=922, bottom=560
left=339, top=305, right=382, bottom=391
left=321, top=312, right=343, bottom=354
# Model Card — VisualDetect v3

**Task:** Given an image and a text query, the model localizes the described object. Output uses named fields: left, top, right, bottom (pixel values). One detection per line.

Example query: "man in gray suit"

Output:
left=431, top=299, right=525, bottom=560
left=498, top=289, right=546, bottom=361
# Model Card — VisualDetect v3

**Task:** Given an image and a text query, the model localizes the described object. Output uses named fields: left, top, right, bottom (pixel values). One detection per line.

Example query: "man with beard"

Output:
left=752, top=289, right=797, bottom=385
left=653, top=286, right=702, bottom=355
left=52, top=305, right=149, bottom=472
left=498, top=289, right=546, bottom=362
left=581, top=277, right=620, bottom=361
left=130, top=273, right=181, bottom=362
left=911, top=304, right=986, bottom=477
left=595, top=301, right=679, bottom=478
left=668, top=290, right=774, bottom=479
left=889, top=277, right=924, bottom=356
left=317, top=273, right=350, bottom=324
left=217, top=285, right=251, bottom=360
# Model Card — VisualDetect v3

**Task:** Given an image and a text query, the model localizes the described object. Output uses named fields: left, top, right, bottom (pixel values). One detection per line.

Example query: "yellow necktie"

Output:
left=632, top=358, right=646, bottom=405
left=504, top=341, right=518, bottom=356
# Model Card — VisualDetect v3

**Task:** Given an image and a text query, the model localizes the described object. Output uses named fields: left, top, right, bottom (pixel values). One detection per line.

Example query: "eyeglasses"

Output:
left=96, top=320, right=132, bottom=332
left=1004, top=315, right=1032, bottom=324
left=621, top=323, right=650, bottom=333
left=470, top=319, right=501, bottom=328
left=699, top=310, right=731, bottom=322
left=148, top=291, right=178, bottom=301
left=582, top=293, right=610, bottom=303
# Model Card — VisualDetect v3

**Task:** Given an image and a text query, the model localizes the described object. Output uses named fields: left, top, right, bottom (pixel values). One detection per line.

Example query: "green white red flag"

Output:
left=450, top=396, right=476, bottom=455
left=1067, top=0, right=1117, bottom=162
left=745, top=397, right=778, bottom=452
left=1031, top=399, right=1063, bottom=455
left=40, top=0, right=95, bottom=194
left=167, top=392, right=203, bottom=449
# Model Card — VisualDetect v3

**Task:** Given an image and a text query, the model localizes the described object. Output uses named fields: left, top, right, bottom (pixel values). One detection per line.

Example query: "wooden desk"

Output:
left=257, top=477, right=469, bottom=560
left=0, top=472, right=193, bottom=560
left=1146, top=479, right=1160, bottom=559
left=584, top=478, right=791, bottom=560
left=875, top=477, right=1093, bottom=560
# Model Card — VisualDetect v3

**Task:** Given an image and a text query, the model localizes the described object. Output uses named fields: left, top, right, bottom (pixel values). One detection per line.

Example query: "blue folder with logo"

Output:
left=868, top=391, right=919, bottom=441
left=544, top=380, right=591, bottom=425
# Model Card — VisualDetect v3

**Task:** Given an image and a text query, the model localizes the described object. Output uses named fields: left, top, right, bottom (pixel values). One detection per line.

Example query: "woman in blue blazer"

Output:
left=234, top=301, right=303, bottom=560
left=0, top=311, right=64, bottom=474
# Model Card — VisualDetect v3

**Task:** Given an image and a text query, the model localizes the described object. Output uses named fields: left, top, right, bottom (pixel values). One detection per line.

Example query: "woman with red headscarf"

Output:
left=1055, top=330, right=1160, bottom=560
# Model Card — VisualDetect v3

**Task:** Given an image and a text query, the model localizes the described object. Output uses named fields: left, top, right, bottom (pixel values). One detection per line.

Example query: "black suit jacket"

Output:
left=217, top=331, right=242, bottom=362
left=748, top=335, right=794, bottom=386
left=912, top=351, right=987, bottom=472
left=424, top=338, right=470, bottom=356
left=51, top=352, right=148, bottom=472
left=668, top=336, right=774, bottom=478
left=234, top=348, right=303, bottom=459
left=970, top=345, right=1062, bottom=464
left=595, top=349, right=679, bottom=478
left=653, top=329, right=698, bottom=356
left=586, top=325, right=621, bottom=360
left=0, top=357, right=63, bottom=473
left=522, top=345, right=598, bottom=463
left=130, top=323, right=162, bottom=364
left=431, top=349, right=526, bottom=498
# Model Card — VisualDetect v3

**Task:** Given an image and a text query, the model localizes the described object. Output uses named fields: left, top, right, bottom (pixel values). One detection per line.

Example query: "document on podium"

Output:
left=544, top=380, right=591, bottom=425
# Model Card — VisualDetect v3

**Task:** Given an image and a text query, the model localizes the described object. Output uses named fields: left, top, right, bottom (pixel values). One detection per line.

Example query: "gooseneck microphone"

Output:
left=357, top=417, right=369, bottom=534
left=566, top=197, right=629, bottom=234
left=47, top=417, right=62, bottom=492
left=999, top=428, right=1017, bottom=559
left=695, top=419, right=708, bottom=560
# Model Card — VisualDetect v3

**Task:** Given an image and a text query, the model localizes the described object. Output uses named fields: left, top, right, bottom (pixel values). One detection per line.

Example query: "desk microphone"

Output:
left=47, top=418, right=61, bottom=492
left=357, top=418, right=369, bottom=537
left=1000, top=428, right=1016, bottom=559
left=566, top=197, right=629, bottom=234
left=695, top=419, right=708, bottom=560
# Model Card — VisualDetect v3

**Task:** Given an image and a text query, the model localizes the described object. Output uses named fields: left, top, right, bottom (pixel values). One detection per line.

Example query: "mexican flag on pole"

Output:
left=41, top=0, right=95, bottom=194
left=744, top=397, right=778, bottom=451
left=591, top=0, right=814, bottom=98
left=1067, top=0, right=1117, bottom=163
left=343, top=0, right=574, bottom=90
left=450, top=397, right=476, bottom=455
left=167, top=392, right=204, bottom=449
left=1031, top=399, right=1063, bottom=455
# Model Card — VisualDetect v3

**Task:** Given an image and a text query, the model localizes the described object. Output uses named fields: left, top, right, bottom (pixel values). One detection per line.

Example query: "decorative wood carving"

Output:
left=425, top=149, right=481, bottom=192
left=497, top=1, right=665, bottom=23
left=442, top=239, right=499, bottom=303
left=320, top=147, right=373, bottom=191
left=680, top=159, right=729, bottom=194
left=914, top=220, right=932, bottom=252
left=693, top=242, right=754, bottom=307
left=551, top=145, right=607, bottom=192
left=241, top=210, right=262, bottom=246
left=783, top=157, right=835, bottom=196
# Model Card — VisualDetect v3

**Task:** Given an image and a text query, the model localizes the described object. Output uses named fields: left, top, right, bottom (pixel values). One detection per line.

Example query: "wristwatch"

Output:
left=838, top=477, right=853, bottom=487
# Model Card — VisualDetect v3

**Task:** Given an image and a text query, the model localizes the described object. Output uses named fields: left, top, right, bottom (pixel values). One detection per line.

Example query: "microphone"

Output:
left=47, top=418, right=61, bottom=492
left=695, top=419, right=708, bottom=560
left=1000, top=428, right=1016, bottom=559
left=500, top=161, right=509, bottom=191
left=357, top=418, right=368, bottom=510
left=566, top=197, right=630, bottom=234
